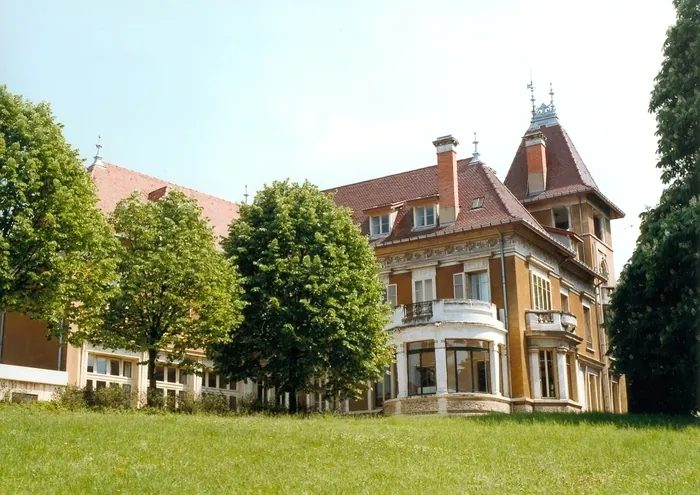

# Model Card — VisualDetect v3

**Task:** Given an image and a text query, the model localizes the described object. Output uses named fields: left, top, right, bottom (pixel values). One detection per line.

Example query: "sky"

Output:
left=2, top=0, right=676, bottom=277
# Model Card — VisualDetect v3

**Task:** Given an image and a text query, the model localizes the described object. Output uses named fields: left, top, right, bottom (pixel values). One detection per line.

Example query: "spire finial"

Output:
left=549, top=82, right=555, bottom=106
left=471, top=131, right=481, bottom=164
left=243, top=185, right=249, bottom=204
left=92, top=135, right=104, bottom=167
left=527, top=76, right=536, bottom=117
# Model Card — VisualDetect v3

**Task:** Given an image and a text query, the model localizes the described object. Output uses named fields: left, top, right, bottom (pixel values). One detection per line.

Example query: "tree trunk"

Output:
left=147, top=348, right=157, bottom=407
left=289, top=387, right=298, bottom=414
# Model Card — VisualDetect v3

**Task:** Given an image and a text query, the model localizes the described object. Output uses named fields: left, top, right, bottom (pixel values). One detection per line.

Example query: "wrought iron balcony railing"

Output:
left=403, top=301, right=433, bottom=321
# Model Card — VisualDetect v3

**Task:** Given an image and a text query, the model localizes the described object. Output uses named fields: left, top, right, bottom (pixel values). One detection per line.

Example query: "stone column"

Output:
left=434, top=339, right=448, bottom=395
left=343, top=399, right=349, bottom=413
left=557, top=348, right=569, bottom=400
left=529, top=347, right=541, bottom=399
left=489, top=342, right=501, bottom=396
left=500, top=345, right=510, bottom=398
left=396, top=343, right=408, bottom=398
left=390, top=364, right=396, bottom=399
left=367, top=383, right=373, bottom=410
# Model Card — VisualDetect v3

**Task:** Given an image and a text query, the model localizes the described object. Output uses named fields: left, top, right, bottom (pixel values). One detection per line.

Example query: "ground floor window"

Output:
left=374, top=368, right=392, bottom=407
left=611, top=380, right=620, bottom=413
left=407, top=341, right=436, bottom=396
left=539, top=350, right=557, bottom=398
left=446, top=339, right=490, bottom=393
left=566, top=354, right=576, bottom=401
left=586, top=372, right=601, bottom=411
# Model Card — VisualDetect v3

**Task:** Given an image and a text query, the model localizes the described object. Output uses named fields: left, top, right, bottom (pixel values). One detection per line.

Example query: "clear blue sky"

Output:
left=2, top=0, right=675, bottom=275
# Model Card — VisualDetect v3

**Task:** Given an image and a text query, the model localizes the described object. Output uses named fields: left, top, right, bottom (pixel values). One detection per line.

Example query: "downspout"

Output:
left=499, top=232, right=513, bottom=398
left=0, top=312, right=5, bottom=362
left=595, top=279, right=612, bottom=412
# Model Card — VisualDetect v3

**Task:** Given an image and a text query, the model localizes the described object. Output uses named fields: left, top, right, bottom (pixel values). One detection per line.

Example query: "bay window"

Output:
left=407, top=341, right=436, bottom=396
left=446, top=339, right=490, bottom=393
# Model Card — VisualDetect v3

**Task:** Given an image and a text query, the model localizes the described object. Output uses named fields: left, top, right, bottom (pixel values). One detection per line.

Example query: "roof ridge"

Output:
left=478, top=164, right=519, bottom=218
left=97, top=161, right=238, bottom=207
left=323, top=163, right=438, bottom=192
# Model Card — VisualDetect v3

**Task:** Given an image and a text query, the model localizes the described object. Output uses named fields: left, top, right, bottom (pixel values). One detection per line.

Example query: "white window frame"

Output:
left=411, top=267, right=436, bottom=303
left=467, top=270, right=490, bottom=302
left=551, top=205, right=572, bottom=231
left=86, top=353, right=135, bottom=389
left=370, top=213, right=391, bottom=238
left=413, top=279, right=434, bottom=303
left=453, top=272, right=465, bottom=299
left=385, top=284, right=398, bottom=308
left=530, top=268, right=552, bottom=311
left=413, top=205, right=436, bottom=229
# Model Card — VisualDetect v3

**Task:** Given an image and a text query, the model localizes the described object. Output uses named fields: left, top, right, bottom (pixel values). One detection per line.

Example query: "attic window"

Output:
left=370, top=214, right=391, bottom=238
left=552, top=206, right=571, bottom=230
left=414, top=205, right=436, bottom=229
left=471, top=197, right=484, bottom=209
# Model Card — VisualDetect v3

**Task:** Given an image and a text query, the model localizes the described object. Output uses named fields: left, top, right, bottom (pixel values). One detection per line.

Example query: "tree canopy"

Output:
left=211, top=180, right=393, bottom=412
left=608, top=0, right=700, bottom=414
left=89, top=190, right=243, bottom=403
left=0, top=85, right=117, bottom=334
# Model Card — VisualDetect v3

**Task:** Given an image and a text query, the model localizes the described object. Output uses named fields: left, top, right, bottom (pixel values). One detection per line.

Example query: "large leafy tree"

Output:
left=0, top=85, right=117, bottom=334
left=608, top=0, right=700, bottom=414
left=211, top=180, right=392, bottom=413
left=89, top=191, right=243, bottom=404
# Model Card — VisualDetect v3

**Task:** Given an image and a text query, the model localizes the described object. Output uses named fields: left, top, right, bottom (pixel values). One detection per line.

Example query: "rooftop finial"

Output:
left=549, top=82, right=555, bottom=105
left=527, top=76, right=536, bottom=117
left=92, top=135, right=104, bottom=167
left=243, top=185, right=249, bottom=204
left=471, top=132, right=481, bottom=164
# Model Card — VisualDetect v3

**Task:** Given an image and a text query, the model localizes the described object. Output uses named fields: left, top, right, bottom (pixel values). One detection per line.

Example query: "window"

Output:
left=123, top=362, right=132, bottom=378
left=179, top=370, right=187, bottom=385
left=109, top=359, right=120, bottom=376
left=599, top=258, right=609, bottom=278
left=468, top=271, right=490, bottom=302
left=208, top=373, right=217, bottom=388
left=374, top=369, right=392, bottom=407
left=407, top=341, right=436, bottom=396
left=370, top=214, right=391, bottom=237
left=219, top=376, right=229, bottom=390
left=414, top=205, right=436, bottom=229
left=229, top=395, right=237, bottom=411
left=167, top=367, right=177, bottom=383
left=531, top=272, right=552, bottom=310
left=446, top=339, right=490, bottom=394
left=552, top=206, right=570, bottom=230
left=583, top=306, right=593, bottom=349
left=154, top=366, right=165, bottom=382
left=96, top=357, right=107, bottom=375
left=539, top=350, right=557, bottom=398
left=384, top=284, right=397, bottom=308
left=594, top=215, right=605, bottom=241
left=414, top=279, right=434, bottom=303
left=566, top=354, right=576, bottom=401
left=471, top=197, right=484, bottom=209
left=587, top=372, right=600, bottom=411
left=87, top=355, right=94, bottom=373
left=453, top=273, right=465, bottom=299
left=560, top=292, right=569, bottom=313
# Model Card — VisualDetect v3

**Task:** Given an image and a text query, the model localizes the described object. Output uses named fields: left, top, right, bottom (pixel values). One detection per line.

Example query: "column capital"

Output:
left=434, top=338, right=446, bottom=349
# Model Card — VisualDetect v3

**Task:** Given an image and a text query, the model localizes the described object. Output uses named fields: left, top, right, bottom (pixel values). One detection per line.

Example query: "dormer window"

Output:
left=552, top=206, right=571, bottom=230
left=370, top=213, right=391, bottom=238
left=471, top=197, right=484, bottom=209
left=414, top=205, right=436, bottom=229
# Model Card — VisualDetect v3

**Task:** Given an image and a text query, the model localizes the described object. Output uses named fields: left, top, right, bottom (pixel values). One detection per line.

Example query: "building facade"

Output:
left=0, top=101, right=627, bottom=414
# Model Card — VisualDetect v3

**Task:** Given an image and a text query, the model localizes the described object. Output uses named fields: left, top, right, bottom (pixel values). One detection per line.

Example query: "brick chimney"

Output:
left=525, top=131, right=547, bottom=194
left=433, top=135, right=460, bottom=226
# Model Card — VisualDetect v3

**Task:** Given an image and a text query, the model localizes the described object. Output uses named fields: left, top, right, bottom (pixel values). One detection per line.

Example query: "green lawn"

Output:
left=1, top=405, right=698, bottom=494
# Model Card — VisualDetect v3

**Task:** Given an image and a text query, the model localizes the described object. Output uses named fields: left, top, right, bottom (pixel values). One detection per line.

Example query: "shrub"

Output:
left=52, top=386, right=88, bottom=410
left=200, top=392, right=230, bottom=414
left=92, top=385, right=133, bottom=409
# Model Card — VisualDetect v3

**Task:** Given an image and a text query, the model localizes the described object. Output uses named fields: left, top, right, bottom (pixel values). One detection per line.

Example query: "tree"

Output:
left=0, top=85, right=117, bottom=334
left=89, top=190, right=243, bottom=405
left=210, top=181, right=393, bottom=413
left=608, top=0, right=700, bottom=414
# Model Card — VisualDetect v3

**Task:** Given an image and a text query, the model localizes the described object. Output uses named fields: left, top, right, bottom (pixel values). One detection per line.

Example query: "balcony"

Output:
left=525, top=310, right=577, bottom=333
left=389, top=299, right=504, bottom=331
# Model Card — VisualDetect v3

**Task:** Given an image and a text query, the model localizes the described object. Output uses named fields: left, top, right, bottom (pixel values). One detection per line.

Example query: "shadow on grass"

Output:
left=466, top=412, right=700, bottom=430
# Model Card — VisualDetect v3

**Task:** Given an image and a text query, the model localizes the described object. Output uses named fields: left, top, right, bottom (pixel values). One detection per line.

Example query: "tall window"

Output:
left=384, top=284, right=397, bottom=308
left=446, top=339, right=490, bottom=394
left=370, top=214, right=390, bottom=237
left=586, top=372, right=600, bottom=411
left=407, top=341, right=436, bottom=396
left=531, top=272, right=552, bottom=310
left=414, top=205, right=436, bottom=228
left=373, top=369, right=392, bottom=407
left=566, top=353, right=576, bottom=401
left=414, top=279, right=434, bottom=302
left=468, top=271, right=490, bottom=302
left=583, top=306, right=593, bottom=348
left=594, top=215, right=606, bottom=242
left=453, top=273, right=465, bottom=299
left=560, top=292, right=569, bottom=313
left=539, top=350, right=557, bottom=398
left=552, top=206, right=571, bottom=230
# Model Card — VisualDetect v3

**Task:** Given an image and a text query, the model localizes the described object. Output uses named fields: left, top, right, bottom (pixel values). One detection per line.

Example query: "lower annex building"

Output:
left=0, top=98, right=627, bottom=414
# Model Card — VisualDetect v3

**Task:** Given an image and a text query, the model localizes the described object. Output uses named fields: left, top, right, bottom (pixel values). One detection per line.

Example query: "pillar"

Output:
left=396, top=343, right=408, bottom=398
left=557, top=348, right=569, bottom=400
left=367, top=382, right=373, bottom=410
left=529, top=348, right=541, bottom=399
left=435, top=339, right=448, bottom=395
left=500, top=345, right=510, bottom=398
left=489, top=342, right=501, bottom=396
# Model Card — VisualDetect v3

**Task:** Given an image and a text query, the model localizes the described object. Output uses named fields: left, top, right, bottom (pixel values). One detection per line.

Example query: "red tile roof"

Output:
left=326, top=159, right=547, bottom=247
left=504, top=124, right=624, bottom=218
left=87, top=162, right=238, bottom=240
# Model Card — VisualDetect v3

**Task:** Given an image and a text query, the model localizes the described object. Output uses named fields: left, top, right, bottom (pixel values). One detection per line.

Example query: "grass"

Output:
left=0, top=405, right=698, bottom=494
